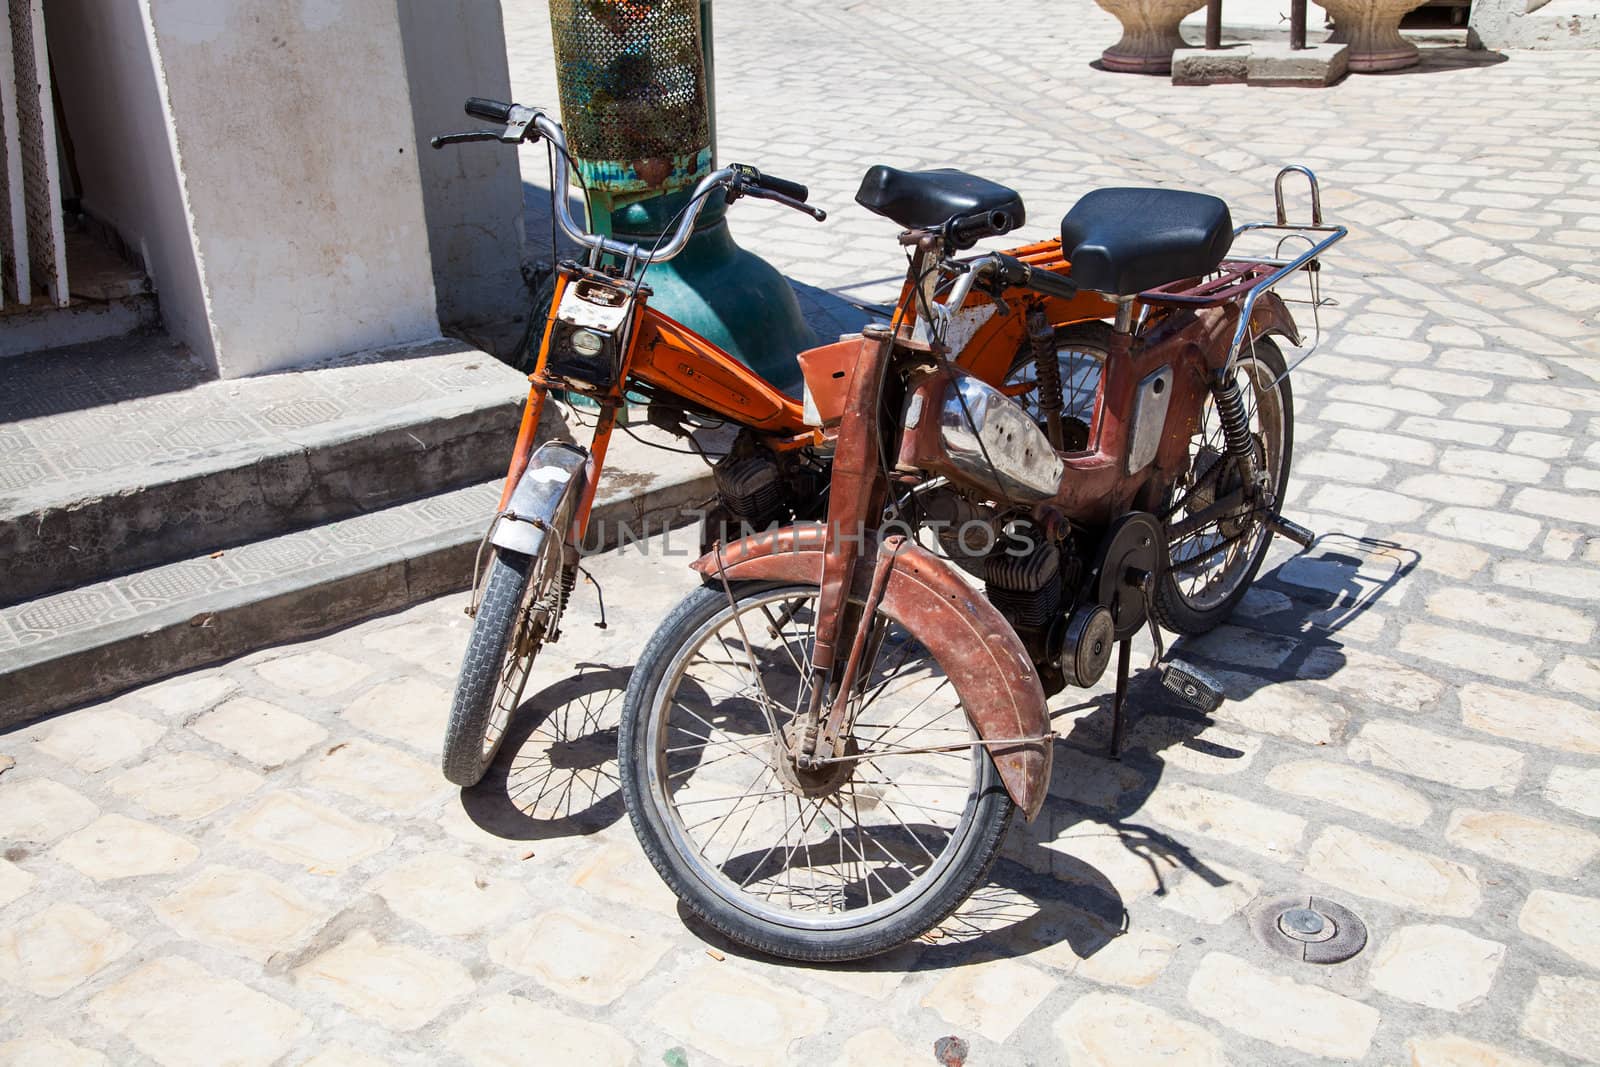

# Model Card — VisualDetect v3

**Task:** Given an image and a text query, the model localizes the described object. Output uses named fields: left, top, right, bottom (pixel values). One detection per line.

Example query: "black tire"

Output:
left=619, top=581, right=1015, bottom=962
left=1005, top=320, right=1116, bottom=451
left=442, top=549, right=536, bottom=787
left=1152, top=337, right=1294, bottom=636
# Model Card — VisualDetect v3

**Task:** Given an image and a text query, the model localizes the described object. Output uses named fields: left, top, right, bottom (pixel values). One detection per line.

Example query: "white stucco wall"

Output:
left=46, top=0, right=216, bottom=363
left=146, top=0, right=439, bottom=377
left=397, top=0, right=526, bottom=331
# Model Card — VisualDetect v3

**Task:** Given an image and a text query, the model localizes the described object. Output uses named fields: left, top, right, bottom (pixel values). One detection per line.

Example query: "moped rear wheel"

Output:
left=441, top=540, right=566, bottom=787
left=619, top=581, right=1014, bottom=961
left=1152, top=338, right=1293, bottom=635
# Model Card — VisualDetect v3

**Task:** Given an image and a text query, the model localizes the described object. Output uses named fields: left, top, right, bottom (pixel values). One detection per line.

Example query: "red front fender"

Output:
left=693, top=524, right=1053, bottom=821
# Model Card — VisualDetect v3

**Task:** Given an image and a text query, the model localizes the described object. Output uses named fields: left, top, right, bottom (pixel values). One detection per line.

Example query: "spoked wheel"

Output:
left=1153, top=337, right=1294, bottom=635
left=1005, top=320, right=1113, bottom=452
left=619, top=581, right=1014, bottom=961
left=442, top=538, right=570, bottom=787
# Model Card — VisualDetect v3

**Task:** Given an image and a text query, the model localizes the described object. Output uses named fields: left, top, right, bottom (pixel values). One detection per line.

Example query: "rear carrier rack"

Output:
left=1139, top=165, right=1346, bottom=378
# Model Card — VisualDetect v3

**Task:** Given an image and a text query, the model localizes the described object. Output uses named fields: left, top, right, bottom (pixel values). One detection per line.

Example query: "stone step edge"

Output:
left=0, top=460, right=716, bottom=730
left=0, top=395, right=527, bottom=608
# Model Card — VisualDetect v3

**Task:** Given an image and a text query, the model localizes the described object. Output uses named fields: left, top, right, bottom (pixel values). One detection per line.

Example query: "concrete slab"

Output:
left=1248, top=41, right=1350, bottom=85
left=0, top=333, right=529, bottom=605
left=0, top=422, right=718, bottom=726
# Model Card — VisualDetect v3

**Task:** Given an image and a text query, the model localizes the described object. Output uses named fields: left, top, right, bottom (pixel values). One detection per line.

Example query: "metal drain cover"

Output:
left=1254, top=895, right=1367, bottom=964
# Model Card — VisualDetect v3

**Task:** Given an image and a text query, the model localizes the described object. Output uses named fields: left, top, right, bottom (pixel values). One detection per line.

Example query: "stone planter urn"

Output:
left=1094, top=0, right=1207, bottom=73
left=1320, top=0, right=1429, bottom=70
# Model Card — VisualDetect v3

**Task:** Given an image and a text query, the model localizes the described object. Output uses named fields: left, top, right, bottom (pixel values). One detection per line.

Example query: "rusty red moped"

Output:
left=617, top=166, right=1344, bottom=960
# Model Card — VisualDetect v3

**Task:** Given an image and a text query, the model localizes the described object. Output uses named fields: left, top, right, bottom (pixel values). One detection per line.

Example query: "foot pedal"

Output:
left=1161, top=660, right=1225, bottom=714
left=1266, top=513, right=1315, bottom=549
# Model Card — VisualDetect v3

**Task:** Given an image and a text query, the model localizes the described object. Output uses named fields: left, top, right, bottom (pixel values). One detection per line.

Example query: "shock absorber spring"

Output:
left=1026, top=305, right=1065, bottom=451
left=1212, top=373, right=1261, bottom=494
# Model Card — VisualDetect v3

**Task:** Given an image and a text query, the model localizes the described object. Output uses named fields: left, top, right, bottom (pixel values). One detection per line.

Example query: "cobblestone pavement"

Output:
left=4, top=2, right=1600, bottom=1064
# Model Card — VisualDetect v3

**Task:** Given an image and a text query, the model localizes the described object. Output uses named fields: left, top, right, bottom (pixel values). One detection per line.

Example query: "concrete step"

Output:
left=0, top=423, right=718, bottom=728
left=0, top=333, right=529, bottom=606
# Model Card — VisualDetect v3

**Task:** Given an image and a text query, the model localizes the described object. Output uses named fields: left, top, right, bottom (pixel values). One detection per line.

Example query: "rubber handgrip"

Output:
left=1026, top=266, right=1079, bottom=301
left=948, top=210, right=1011, bottom=248
left=465, top=97, right=513, bottom=123
left=755, top=170, right=809, bottom=203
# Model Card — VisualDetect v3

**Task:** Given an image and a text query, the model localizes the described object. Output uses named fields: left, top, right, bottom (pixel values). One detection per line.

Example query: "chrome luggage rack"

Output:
left=1138, top=165, right=1346, bottom=377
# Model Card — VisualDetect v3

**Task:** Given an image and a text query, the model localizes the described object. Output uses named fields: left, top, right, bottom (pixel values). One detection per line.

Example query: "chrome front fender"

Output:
left=691, top=524, right=1053, bottom=821
left=490, top=441, right=588, bottom=558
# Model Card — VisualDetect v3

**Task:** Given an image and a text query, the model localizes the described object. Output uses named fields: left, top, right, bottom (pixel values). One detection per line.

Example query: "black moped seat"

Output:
left=855, top=165, right=1025, bottom=233
left=1060, top=188, right=1233, bottom=296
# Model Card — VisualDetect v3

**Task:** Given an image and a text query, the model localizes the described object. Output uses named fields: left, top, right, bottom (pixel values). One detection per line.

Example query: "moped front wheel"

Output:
left=619, top=581, right=1014, bottom=961
left=441, top=541, right=564, bottom=786
left=1153, top=338, right=1294, bottom=635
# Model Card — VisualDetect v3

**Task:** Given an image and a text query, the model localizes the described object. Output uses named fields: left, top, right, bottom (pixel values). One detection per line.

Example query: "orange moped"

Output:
left=433, top=98, right=1115, bottom=786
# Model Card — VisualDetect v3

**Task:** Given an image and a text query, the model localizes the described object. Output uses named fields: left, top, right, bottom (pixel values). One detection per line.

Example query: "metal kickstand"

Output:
left=1107, top=638, right=1134, bottom=761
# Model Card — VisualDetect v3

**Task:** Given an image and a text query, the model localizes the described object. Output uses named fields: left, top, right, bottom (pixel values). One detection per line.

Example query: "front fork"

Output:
left=792, top=325, right=897, bottom=769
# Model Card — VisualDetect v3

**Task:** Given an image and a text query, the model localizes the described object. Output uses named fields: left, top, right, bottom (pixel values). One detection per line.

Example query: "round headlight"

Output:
left=570, top=329, right=604, bottom=357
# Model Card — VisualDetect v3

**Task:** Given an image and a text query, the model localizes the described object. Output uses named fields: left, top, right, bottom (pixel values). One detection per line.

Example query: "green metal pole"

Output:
left=551, top=0, right=813, bottom=392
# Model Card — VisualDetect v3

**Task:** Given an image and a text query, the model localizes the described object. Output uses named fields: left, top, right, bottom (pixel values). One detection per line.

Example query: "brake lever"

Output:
left=744, top=185, right=827, bottom=222
left=430, top=130, right=503, bottom=150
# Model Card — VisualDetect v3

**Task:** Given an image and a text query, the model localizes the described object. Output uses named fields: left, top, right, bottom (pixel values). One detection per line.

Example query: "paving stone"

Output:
left=34, top=708, right=164, bottom=773
left=341, top=678, right=450, bottom=754
left=833, top=1028, right=924, bottom=1067
left=569, top=841, right=681, bottom=916
left=1522, top=974, right=1600, bottom=1061
left=1440, top=447, right=1548, bottom=483
left=361, top=620, right=467, bottom=677
left=1519, top=889, right=1600, bottom=970
left=1056, top=992, right=1226, bottom=1067
left=0, top=858, right=35, bottom=907
left=1455, top=401, right=1571, bottom=429
left=1210, top=679, right=1351, bottom=747
left=130, top=674, right=239, bottom=717
left=1506, top=431, right=1572, bottom=459
left=226, top=792, right=394, bottom=873
left=0, top=903, right=132, bottom=998
left=252, top=649, right=374, bottom=697
left=1396, top=622, right=1542, bottom=683
left=0, top=779, right=97, bottom=843
left=154, top=865, right=325, bottom=963
left=1127, top=718, right=1260, bottom=775
left=1138, top=782, right=1304, bottom=858
left=1304, top=825, right=1480, bottom=917
left=1044, top=820, right=1179, bottom=902
left=189, top=696, right=328, bottom=769
left=367, top=852, right=525, bottom=938
left=1425, top=507, right=1543, bottom=551
left=298, top=1044, right=392, bottom=1067
left=1397, top=473, right=1506, bottom=507
left=1265, top=758, right=1431, bottom=827
left=1330, top=428, right=1436, bottom=466
left=1369, top=924, right=1506, bottom=1012
left=108, top=750, right=263, bottom=821
left=1186, top=951, right=1379, bottom=1060
left=1396, top=416, right=1503, bottom=447
left=1427, top=587, right=1594, bottom=644
left=650, top=961, right=827, bottom=1067
left=89, top=956, right=308, bottom=1067
left=293, top=929, right=474, bottom=1031
left=53, top=814, right=199, bottom=880
left=1460, top=683, right=1600, bottom=756
left=1156, top=859, right=1261, bottom=926
left=1308, top=484, right=1427, bottom=524
left=1514, top=487, right=1600, bottom=528
left=920, top=954, right=1055, bottom=1043
left=1407, top=1034, right=1545, bottom=1067
left=300, top=737, right=444, bottom=813
left=0, top=1033, right=110, bottom=1066
left=1387, top=533, right=1489, bottom=580
left=447, top=993, right=633, bottom=1067
left=488, top=907, right=670, bottom=1006
left=1348, top=720, right=1523, bottom=794
left=1544, top=765, right=1600, bottom=820
left=1446, top=809, right=1600, bottom=877
left=1493, top=559, right=1600, bottom=601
